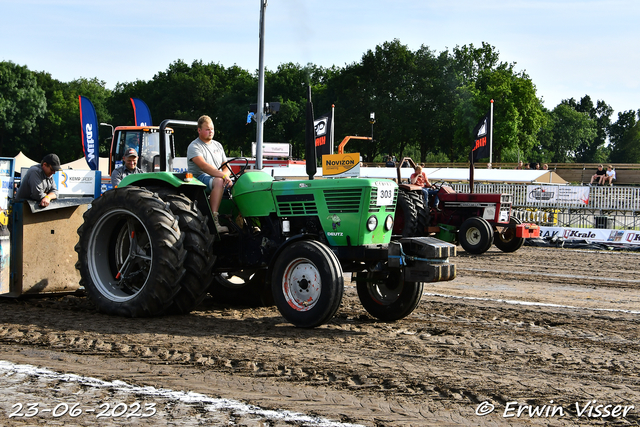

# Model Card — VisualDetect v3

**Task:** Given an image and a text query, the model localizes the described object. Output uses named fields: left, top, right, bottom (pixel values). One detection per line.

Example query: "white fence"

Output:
left=449, top=183, right=640, bottom=212
left=448, top=183, right=640, bottom=230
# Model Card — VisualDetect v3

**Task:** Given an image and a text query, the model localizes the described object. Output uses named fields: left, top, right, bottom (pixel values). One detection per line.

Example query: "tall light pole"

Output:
left=369, top=112, right=375, bottom=142
left=255, top=0, right=268, bottom=170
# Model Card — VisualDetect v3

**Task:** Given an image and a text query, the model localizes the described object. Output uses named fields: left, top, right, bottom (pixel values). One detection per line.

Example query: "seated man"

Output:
left=602, top=165, right=616, bottom=185
left=410, top=165, right=439, bottom=210
left=15, top=153, right=61, bottom=208
left=187, top=115, right=233, bottom=233
left=589, top=164, right=606, bottom=185
left=111, top=148, right=143, bottom=186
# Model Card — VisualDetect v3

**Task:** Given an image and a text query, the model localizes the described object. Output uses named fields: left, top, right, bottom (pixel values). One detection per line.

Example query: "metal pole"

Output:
left=330, top=104, right=335, bottom=155
left=255, top=0, right=267, bottom=170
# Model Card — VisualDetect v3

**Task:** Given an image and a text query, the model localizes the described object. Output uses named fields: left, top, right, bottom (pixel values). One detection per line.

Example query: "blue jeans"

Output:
left=421, top=188, right=439, bottom=207
left=196, top=173, right=214, bottom=191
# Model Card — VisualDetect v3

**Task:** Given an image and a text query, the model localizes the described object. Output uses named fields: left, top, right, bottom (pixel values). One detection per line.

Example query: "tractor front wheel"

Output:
left=271, top=240, right=343, bottom=328
left=354, top=271, right=424, bottom=321
left=458, top=216, right=493, bottom=254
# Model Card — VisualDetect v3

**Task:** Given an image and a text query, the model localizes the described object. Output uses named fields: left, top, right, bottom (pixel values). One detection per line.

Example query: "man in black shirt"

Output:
left=589, top=164, right=606, bottom=186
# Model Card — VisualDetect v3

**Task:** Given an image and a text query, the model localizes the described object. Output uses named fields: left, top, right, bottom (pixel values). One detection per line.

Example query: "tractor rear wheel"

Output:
left=458, top=216, right=493, bottom=254
left=494, top=217, right=526, bottom=253
left=393, top=190, right=418, bottom=236
left=354, top=271, right=424, bottom=321
left=75, top=187, right=186, bottom=317
left=161, top=193, right=215, bottom=314
left=271, top=240, right=343, bottom=328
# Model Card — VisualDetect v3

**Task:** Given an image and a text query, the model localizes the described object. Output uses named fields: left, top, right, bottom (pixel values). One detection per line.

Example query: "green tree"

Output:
left=450, top=44, right=545, bottom=163
left=22, top=75, right=112, bottom=163
left=565, top=95, right=613, bottom=162
left=609, top=110, right=640, bottom=162
left=112, top=60, right=256, bottom=156
left=0, top=61, right=46, bottom=156
left=328, top=40, right=419, bottom=162
left=541, top=103, right=597, bottom=162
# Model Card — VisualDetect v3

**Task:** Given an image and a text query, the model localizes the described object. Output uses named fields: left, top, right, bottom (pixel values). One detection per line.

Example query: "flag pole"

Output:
left=330, top=104, right=335, bottom=155
left=489, top=99, right=494, bottom=165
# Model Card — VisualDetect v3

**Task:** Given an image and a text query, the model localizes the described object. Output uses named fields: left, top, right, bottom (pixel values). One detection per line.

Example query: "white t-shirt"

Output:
left=606, top=169, right=616, bottom=179
left=186, top=137, right=228, bottom=176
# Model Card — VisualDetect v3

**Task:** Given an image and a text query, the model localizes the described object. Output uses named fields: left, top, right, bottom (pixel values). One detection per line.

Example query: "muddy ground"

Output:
left=1, top=245, right=640, bottom=426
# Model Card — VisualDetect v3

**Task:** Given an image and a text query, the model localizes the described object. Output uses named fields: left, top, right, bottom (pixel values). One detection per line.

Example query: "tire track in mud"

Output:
left=1, top=246, right=640, bottom=425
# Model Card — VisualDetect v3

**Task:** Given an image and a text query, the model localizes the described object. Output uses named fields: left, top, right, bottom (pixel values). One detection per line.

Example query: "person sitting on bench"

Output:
left=589, top=164, right=606, bottom=185
left=602, top=165, right=616, bottom=186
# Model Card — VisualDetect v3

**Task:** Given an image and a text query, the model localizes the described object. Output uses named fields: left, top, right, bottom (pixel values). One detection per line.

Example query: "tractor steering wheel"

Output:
left=219, top=157, right=249, bottom=182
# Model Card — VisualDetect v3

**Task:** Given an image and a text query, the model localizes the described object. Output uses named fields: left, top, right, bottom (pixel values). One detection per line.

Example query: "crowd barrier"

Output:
left=448, top=183, right=640, bottom=231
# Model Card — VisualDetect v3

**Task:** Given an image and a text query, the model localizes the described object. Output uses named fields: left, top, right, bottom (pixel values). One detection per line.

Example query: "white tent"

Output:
left=13, top=151, right=38, bottom=172
left=60, top=157, right=110, bottom=175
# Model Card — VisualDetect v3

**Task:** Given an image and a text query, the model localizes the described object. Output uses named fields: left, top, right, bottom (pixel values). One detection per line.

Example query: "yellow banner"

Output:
left=322, top=153, right=360, bottom=177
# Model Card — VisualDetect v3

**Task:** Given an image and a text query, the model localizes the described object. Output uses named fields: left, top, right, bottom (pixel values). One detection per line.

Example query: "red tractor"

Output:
left=392, top=158, right=539, bottom=254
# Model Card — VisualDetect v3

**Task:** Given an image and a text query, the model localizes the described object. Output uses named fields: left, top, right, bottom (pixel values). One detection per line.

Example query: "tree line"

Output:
left=1, top=39, right=639, bottom=165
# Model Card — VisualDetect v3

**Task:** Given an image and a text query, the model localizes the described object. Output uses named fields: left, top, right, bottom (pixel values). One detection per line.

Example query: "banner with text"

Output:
left=130, top=98, right=153, bottom=126
left=322, top=153, right=360, bottom=178
left=78, top=96, right=99, bottom=171
left=526, top=185, right=590, bottom=205
left=539, top=226, right=640, bottom=245
left=314, top=113, right=332, bottom=159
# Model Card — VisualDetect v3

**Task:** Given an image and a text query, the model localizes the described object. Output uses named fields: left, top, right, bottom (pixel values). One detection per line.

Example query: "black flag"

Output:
left=470, top=110, right=491, bottom=163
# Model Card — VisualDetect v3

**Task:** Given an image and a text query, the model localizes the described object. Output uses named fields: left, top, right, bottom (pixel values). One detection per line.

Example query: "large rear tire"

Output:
left=494, top=217, right=526, bottom=253
left=394, top=190, right=418, bottom=236
left=458, top=216, right=493, bottom=254
left=75, top=187, right=186, bottom=317
left=354, top=271, right=423, bottom=321
left=161, top=193, right=215, bottom=314
left=271, top=240, right=344, bottom=328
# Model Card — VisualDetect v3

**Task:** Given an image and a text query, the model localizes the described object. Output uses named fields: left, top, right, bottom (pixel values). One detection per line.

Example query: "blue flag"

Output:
left=130, top=98, right=152, bottom=126
left=79, top=96, right=98, bottom=170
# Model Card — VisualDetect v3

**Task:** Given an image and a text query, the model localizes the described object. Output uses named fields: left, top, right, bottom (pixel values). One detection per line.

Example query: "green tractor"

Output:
left=76, top=120, right=456, bottom=328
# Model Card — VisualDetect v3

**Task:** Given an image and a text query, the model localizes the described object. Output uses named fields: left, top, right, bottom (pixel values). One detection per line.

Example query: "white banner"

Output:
left=539, top=226, right=640, bottom=245
left=251, top=142, right=292, bottom=158
left=0, top=177, right=11, bottom=210
left=56, top=170, right=99, bottom=197
left=526, top=185, right=589, bottom=205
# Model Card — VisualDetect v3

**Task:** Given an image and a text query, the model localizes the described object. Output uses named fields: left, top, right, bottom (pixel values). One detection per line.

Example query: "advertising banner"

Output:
left=130, top=98, right=153, bottom=126
left=78, top=96, right=99, bottom=171
left=526, top=185, right=590, bottom=206
left=314, top=113, right=332, bottom=159
left=322, top=153, right=360, bottom=178
left=251, top=142, right=291, bottom=158
left=539, top=226, right=640, bottom=245
left=55, top=170, right=101, bottom=197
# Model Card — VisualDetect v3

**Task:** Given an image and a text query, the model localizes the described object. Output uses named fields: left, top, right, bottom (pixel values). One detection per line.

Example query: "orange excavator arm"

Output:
left=337, top=136, right=372, bottom=154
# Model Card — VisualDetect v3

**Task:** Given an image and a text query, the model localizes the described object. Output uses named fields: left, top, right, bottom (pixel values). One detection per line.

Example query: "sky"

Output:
left=2, top=0, right=639, bottom=118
